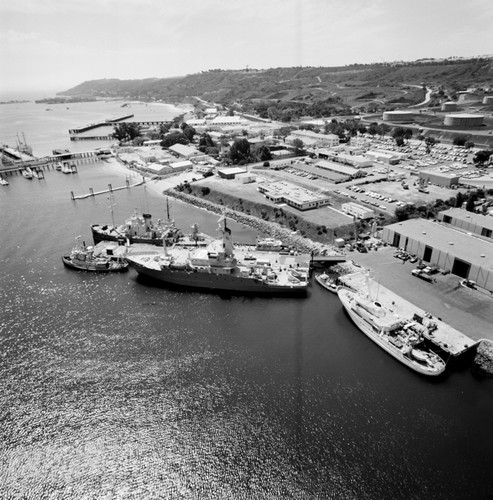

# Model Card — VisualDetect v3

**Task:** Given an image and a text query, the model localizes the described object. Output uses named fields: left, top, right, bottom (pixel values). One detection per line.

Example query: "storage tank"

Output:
left=441, top=102, right=458, bottom=111
left=444, top=114, right=484, bottom=128
left=382, top=111, right=414, bottom=122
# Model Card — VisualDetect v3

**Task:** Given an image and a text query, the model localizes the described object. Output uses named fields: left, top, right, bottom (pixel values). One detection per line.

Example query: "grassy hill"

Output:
left=59, top=58, right=493, bottom=114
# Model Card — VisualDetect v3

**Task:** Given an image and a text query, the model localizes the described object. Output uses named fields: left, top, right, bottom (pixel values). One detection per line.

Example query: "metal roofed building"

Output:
left=419, top=169, right=460, bottom=187
left=382, top=218, right=493, bottom=291
left=314, top=160, right=359, bottom=177
left=437, top=208, right=493, bottom=239
left=168, top=143, right=203, bottom=159
left=217, top=167, right=247, bottom=179
left=258, top=180, right=330, bottom=211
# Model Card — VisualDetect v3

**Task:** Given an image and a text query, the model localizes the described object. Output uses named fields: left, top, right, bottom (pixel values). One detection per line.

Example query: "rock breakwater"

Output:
left=166, top=190, right=341, bottom=256
left=472, top=340, right=493, bottom=378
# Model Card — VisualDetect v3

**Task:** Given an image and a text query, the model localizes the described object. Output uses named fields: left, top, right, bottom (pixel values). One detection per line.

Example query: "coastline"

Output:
left=109, top=158, right=493, bottom=376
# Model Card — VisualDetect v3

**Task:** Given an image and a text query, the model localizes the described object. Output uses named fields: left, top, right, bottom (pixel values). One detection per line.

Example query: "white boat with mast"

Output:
left=337, top=277, right=446, bottom=376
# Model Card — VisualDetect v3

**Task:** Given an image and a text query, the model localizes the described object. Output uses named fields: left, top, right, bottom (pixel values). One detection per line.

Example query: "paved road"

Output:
left=348, top=246, right=493, bottom=342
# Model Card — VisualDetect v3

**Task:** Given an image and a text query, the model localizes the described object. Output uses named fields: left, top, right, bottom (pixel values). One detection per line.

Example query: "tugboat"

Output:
left=62, top=238, right=128, bottom=273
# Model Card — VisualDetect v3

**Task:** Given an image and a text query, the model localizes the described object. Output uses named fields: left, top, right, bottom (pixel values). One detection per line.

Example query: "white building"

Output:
left=168, top=143, right=202, bottom=159
left=258, top=180, right=330, bottom=211
left=341, top=202, right=375, bottom=220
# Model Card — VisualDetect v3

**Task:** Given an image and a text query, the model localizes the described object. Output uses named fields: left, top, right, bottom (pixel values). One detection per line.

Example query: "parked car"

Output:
left=411, top=269, right=435, bottom=283
left=460, top=279, right=476, bottom=289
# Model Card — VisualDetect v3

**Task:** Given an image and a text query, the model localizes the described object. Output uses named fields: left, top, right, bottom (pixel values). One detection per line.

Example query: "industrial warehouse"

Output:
left=382, top=217, right=493, bottom=291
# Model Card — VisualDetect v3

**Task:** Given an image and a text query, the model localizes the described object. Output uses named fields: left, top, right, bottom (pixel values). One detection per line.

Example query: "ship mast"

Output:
left=108, top=192, right=116, bottom=227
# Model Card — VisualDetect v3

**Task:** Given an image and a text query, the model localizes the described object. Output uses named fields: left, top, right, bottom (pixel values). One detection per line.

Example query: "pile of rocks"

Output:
left=167, top=190, right=339, bottom=255
left=472, top=341, right=493, bottom=378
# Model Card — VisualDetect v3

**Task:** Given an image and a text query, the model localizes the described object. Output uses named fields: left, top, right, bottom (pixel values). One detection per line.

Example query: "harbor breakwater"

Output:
left=165, top=189, right=340, bottom=255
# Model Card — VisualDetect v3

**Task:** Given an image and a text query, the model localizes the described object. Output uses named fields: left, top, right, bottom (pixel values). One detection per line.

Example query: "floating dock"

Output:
left=339, top=272, right=478, bottom=357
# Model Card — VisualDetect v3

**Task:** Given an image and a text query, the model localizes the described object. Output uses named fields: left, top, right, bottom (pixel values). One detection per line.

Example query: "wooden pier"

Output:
left=71, top=177, right=145, bottom=200
left=0, top=150, right=101, bottom=177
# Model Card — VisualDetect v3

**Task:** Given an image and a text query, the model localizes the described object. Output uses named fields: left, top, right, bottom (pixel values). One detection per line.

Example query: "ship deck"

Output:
left=339, top=272, right=477, bottom=357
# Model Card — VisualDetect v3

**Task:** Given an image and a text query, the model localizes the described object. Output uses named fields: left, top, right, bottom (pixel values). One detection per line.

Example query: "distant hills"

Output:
left=59, top=57, right=493, bottom=113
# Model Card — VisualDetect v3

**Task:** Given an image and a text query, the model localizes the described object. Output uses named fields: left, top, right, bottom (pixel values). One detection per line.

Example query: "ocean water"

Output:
left=1, top=103, right=493, bottom=499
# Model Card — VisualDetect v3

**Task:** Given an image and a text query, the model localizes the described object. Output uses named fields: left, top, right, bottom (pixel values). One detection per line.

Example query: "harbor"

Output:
left=1, top=100, right=493, bottom=499
left=338, top=272, right=478, bottom=358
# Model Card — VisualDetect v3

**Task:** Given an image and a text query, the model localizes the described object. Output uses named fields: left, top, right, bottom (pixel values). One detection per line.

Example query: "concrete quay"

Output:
left=339, top=271, right=477, bottom=357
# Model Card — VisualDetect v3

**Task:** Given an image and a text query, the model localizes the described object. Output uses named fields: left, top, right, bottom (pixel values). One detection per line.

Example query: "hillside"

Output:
left=59, top=58, right=493, bottom=113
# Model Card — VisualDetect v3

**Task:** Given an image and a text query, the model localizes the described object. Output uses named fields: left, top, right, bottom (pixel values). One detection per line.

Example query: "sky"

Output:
left=1, top=0, right=492, bottom=98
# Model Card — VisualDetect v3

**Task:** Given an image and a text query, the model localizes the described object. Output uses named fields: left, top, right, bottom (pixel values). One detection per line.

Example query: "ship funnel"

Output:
left=143, top=213, right=152, bottom=232
left=218, top=216, right=233, bottom=257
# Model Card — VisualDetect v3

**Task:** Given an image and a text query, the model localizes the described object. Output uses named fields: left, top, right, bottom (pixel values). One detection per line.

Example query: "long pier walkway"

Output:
left=71, top=177, right=146, bottom=200
left=0, top=150, right=101, bottom=176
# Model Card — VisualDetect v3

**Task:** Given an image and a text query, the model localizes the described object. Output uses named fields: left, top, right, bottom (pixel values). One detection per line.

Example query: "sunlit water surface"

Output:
left=0, top=103, right=492, bottom=499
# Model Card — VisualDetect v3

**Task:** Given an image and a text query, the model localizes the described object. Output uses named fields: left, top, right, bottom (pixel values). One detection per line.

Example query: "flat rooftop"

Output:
left=439, top=207, right=493, bottom=232
left=385, top=219, right=493, bottom=270
left=260, top=180, right=328, bottom=203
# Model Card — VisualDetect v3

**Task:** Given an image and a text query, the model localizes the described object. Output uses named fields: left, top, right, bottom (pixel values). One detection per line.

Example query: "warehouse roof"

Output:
left=385, top=219, right=493, bottom=269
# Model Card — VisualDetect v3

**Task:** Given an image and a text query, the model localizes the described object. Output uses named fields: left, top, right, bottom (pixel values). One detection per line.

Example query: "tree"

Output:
left=473, top=150, right=492, bottom=166
left=425, top=136, right=437, bottom=153
left=181, top=123, right=196, bottom=142
left=198, top=133, right=216, bottom=152
left=253, top=144, right=272, bottom=162
left=158, top=123, right=171, bottom=137
left=377, top=123, right=391, bottom=137
left=395, top=136, right=405, bottom=147
left=404, top=128, right=413, bottom=141
left=367, top=123, right=379, bottom=136
left=113, top=122, right=142, bottom=143
left=425, top=136, right=437, bottom=147
left=453, top=135, right=469, bottom=147
left=229, top=138, right=251, bottom=164
left=391, top=127, right=405, bottom=139
left=464, top=141, right=475, bottom=149
left=465, top=193, right=476, bottom=212
left=205, top=146, right=219, bottom=157
left=161, top=131, right=189, bottom=148
left=455, top=191, right=465, bottom=208
left=292, top=138, right=305, bottom=155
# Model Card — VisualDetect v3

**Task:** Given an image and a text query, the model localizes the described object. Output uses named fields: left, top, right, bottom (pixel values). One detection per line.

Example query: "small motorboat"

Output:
left=315, top=273, right=338, bottom=293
